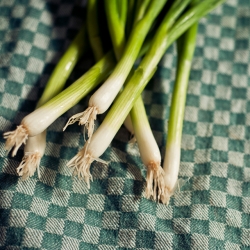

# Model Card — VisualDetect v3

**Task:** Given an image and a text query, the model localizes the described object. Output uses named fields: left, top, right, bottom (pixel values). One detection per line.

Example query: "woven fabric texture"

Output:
left=0, top=0, right=250, bottom=249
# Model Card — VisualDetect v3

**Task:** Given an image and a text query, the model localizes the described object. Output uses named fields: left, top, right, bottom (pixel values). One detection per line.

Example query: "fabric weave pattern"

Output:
left=0, top=0, right=249, bottom=249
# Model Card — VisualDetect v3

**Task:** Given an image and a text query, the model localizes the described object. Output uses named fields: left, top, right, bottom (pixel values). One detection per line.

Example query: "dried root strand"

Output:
left=160, top=178, right=190, bottom=205
left=159, top=186, right=172, bottom=206
left=3, top=125, right=29, bottom=157
left=17, top=151, right=42, bottom=180
left=67, top=146, right=108, bottom=188
left=67, top=149, right=94, bottom=188
left=145, top=162, right=165, bottom=202
left=63, top=106, right=98, bottom=140
left=145, top=162, right=183, bottom=205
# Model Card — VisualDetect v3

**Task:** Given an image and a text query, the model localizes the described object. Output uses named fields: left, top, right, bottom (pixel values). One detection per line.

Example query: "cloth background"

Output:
left=0, top=0, right=250, bottom=249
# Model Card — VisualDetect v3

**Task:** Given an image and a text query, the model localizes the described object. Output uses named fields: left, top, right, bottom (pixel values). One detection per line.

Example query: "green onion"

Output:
left=65, top=0, right=225, bottom=189
left=64, top=0, right=167, bottom=139
left=132, top=0, right=151, bottom=26
left=4, top=0, right=226, bottom=202
left=129, top=0, right=166, bottom=201
left=104, top=0, right=135, bottom=138
left=160, top=0, right=211, bottom=204
left=4, top=51, right=116, bottom=157
left=14, top=25, right=88, bottom=179
left=161, top=22, right=198, bottom=204
left=130, top=95, right=164, bottom=200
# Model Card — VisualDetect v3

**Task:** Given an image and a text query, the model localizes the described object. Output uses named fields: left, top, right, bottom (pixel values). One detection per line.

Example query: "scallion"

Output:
left=4, top=51, right=116, bottom=156
left=63, top=0, right=167, bottom=139
left=130, top=95, right=164, bottom=200
left=66, top=0, right=225, bottom=190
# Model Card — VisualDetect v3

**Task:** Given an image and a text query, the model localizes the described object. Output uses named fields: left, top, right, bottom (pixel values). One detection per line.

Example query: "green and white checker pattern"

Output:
left=0, top=0, right=250, bottom=249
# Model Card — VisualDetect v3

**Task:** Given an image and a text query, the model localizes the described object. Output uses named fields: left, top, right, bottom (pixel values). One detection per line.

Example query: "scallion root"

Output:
left=159, top=187, right=173, bottom=206
left=3, top=125, right=29, bottom=157
left=146, top=163, right=178, bottom=205
left=67, top=143, right=109, bottom=188
left=17, top=151, right=42, bottom=180
left=63, top=106, right=98, bottom=140
left=160, top=177, right=185, bottom=205
left=145, top=162, right=165, bottom=201
left=67, top=148, right=94, bottom=188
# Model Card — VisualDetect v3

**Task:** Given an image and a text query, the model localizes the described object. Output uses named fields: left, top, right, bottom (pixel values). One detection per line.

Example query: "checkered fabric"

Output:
left=0, top=0, right=249, bottom=249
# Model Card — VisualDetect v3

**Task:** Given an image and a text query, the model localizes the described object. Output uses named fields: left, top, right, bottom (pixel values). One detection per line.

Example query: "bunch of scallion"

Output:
left=4, top=0, right=225, bottom=204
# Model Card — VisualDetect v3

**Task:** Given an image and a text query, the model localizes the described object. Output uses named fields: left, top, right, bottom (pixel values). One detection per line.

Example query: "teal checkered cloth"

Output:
left=0, top=0, right=250, bottom=249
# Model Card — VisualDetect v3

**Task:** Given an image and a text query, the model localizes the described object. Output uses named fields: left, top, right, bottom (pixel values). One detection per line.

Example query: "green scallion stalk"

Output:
left=104, top=0, right=136, bottom=137
left=116, top=0, right=127, bottom=32
left=37, top=25, right=88, bottom=107
left=160, top=0, right=208, bottom=204
left=132, top=0, right=151, bottom=26
left=86, top=0, right=104, bottom=61
left=125, top=0, right=135, bottom=36
left=129, top=0, right=166, bottom=201
left=130, top=95, right=164, bottom=200
left=104, top=0, right=126, bottom=60
left=161, top=22, right=198, bottom=204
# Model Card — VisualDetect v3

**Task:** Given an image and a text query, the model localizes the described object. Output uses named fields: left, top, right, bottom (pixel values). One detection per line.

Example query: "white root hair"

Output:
left=63, top=106, right=98, bottom=140
left=3, top=125, right=29, bottom=157
left=17, top=151, right=42, bottom=180
left=67, top=145, right=107, bottom=188
left=145, top=162, right=165, bottom=201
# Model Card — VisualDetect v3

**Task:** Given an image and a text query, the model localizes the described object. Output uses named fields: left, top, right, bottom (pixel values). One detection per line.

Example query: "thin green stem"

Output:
left=41, top=51, right=115, bottom=112
left=107, top=0, right=167, bottom=83
left=161, top=3, right=202, bottom=202
left=87, top=0, right=104, bottom=61
left=132, top=0, right=151, bottom=26
left=125, top=0, right=135, bottom=36
left=129, top=0, right=158, bottom=149
left=167, top=23, right=198, bottom=145
left=167, top=0, right=225, bottom=46
left=106, top=0, right=153, bottom=142
left=37, top=25, right=88, bottom=108
left=104, top=0, right=126, bottom=60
